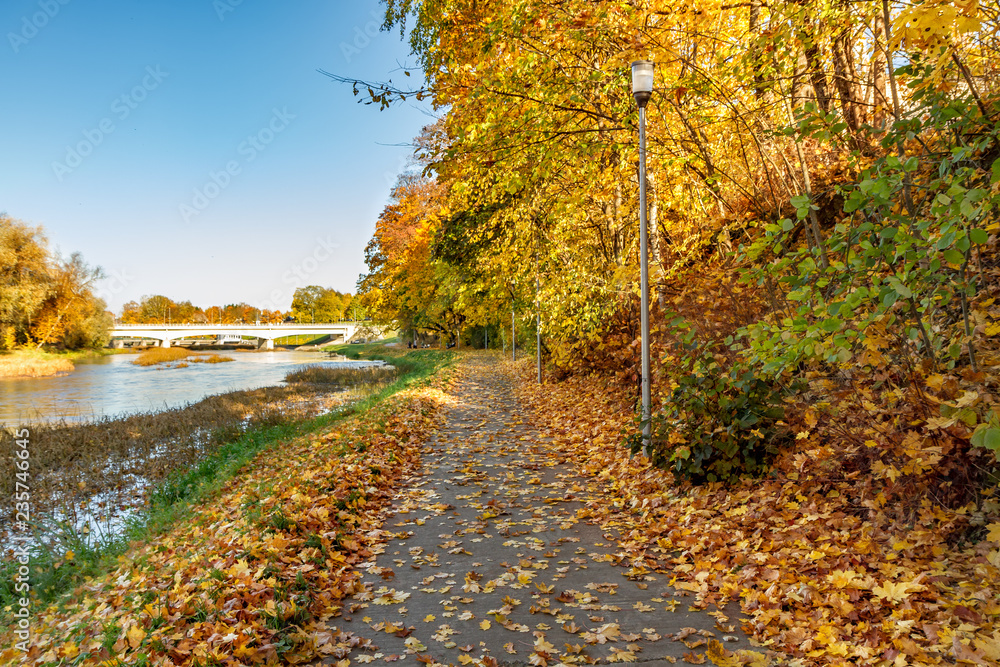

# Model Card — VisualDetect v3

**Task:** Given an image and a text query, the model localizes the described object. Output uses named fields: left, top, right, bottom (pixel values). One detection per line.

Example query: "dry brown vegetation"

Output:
left=133, top=348, right=234, bottom=367
left=190, top=354, right=234, bottom=364
left=132, top=347, right=194, bottom=366
left=0, top=383, right=348, bottom=539
left=0, top=352, right=74, bottom=378
left=284, top=363, right=397, bottom=386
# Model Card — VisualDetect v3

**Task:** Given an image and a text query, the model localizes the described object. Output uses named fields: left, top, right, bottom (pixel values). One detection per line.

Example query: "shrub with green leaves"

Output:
left=631, top=340, right=788, bottom=483
left=739, top=68, right=999, bottom=377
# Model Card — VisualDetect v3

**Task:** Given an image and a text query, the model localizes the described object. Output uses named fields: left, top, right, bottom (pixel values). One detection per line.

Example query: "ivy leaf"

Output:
left=970, top=423, right=1000, bottom=452
left=942, top=248, right=965, bottom=265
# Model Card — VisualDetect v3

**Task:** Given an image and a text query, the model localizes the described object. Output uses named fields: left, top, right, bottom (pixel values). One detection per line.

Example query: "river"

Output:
left=0, top=349, right=379, bottom=425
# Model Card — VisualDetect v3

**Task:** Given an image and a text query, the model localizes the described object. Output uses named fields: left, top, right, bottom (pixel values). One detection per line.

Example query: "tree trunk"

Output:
left=831, top=32, right=859, bottom=133
left=750, top=1, right=765, bottom=101
left=648, top=173, right=667, bottom=311
left=799, top=25, right=831, bottom=113
left=871, top=7, right=888, bottom=131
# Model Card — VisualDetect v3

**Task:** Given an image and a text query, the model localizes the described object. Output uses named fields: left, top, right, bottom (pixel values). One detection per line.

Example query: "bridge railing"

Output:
left=111, top=322, right=361, bottom=328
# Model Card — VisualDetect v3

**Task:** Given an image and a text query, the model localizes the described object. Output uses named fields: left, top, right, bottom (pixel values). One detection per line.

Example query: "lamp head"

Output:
left=631, top=60, right=654, bottom=108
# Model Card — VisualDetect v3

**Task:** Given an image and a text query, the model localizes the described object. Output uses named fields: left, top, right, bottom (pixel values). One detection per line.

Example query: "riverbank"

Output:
left=0, top=344, right=454, bottom=621
left=0, top=350, right=74, bottom=378
left=0, top=348, right=378, bottom=426
left=0, top=348, right=119, bottom=379
left=0, top=346, right=454, bottom=666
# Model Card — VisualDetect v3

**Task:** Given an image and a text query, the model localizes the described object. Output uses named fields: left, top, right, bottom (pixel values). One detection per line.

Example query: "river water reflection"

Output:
left=0, top=350, right=377, bottom=425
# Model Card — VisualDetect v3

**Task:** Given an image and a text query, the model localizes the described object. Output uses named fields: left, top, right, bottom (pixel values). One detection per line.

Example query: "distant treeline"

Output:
left=118, top=286, right=358, bottom=324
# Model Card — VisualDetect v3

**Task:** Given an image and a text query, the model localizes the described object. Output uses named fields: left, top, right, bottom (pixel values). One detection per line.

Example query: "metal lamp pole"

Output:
left=511, top=304, right=516, bottom=362
left=632, top=60, right=654, bottom=457
left=536, top=273, right=542, bottom=383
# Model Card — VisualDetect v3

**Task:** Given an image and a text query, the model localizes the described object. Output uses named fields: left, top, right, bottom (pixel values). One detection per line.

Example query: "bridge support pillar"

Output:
left=161, top=338, right=171, bottom=348
left=259, top=338, right=274, bottom=350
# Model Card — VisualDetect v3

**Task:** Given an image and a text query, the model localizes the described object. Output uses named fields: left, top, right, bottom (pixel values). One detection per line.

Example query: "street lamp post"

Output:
left=632, top=59, right=654, bottom=457
left=511, top=305, right=516, bottom=362
left=536, top=273, right=542, bottom=384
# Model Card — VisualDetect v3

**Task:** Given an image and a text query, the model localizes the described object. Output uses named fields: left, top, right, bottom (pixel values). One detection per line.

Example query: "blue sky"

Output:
left=0, top=0, right=432, bottom=313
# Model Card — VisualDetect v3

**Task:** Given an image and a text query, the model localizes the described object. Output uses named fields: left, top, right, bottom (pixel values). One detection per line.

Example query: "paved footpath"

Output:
left=328, top=357, right=750, bottom=666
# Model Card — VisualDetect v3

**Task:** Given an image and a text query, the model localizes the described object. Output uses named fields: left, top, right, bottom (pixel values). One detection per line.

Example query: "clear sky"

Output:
left=0, top=0, right=431, bottom=313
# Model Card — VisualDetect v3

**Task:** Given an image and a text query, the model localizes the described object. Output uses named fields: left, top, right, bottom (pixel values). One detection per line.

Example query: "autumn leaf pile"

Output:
left=0, top=381, right=452, bottom=666
left=510, top=361, right=1000, bottom=665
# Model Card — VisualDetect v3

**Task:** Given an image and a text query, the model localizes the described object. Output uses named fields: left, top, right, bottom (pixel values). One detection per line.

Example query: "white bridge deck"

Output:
left=109, top=322, right=374, bottom=350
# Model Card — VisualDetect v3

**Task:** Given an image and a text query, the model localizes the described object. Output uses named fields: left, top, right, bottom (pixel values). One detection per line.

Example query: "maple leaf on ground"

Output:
left=873, top=579, right=926, bottom=603
left=403, top=637, right=427, bottom=653
left=234, top=644, right=258, bottom=660
left=534, top=633, right=556, bottom=653
left=608, top=646, right=638, bottom=663
left=827, top=569, right=861, bottom=589
left=582, top=623, right=620, bottom=644
left=952, top=636, right=987, bottom=663
left=706, top=640, right=739, bottom=667
left=126, top=625, right=145, bottom=649
left=373, top=588, right=411, bottom=605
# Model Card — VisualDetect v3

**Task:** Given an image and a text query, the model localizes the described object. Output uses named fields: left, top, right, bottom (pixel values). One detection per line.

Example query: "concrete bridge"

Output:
left=109, top=322, right=375, bottom=350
